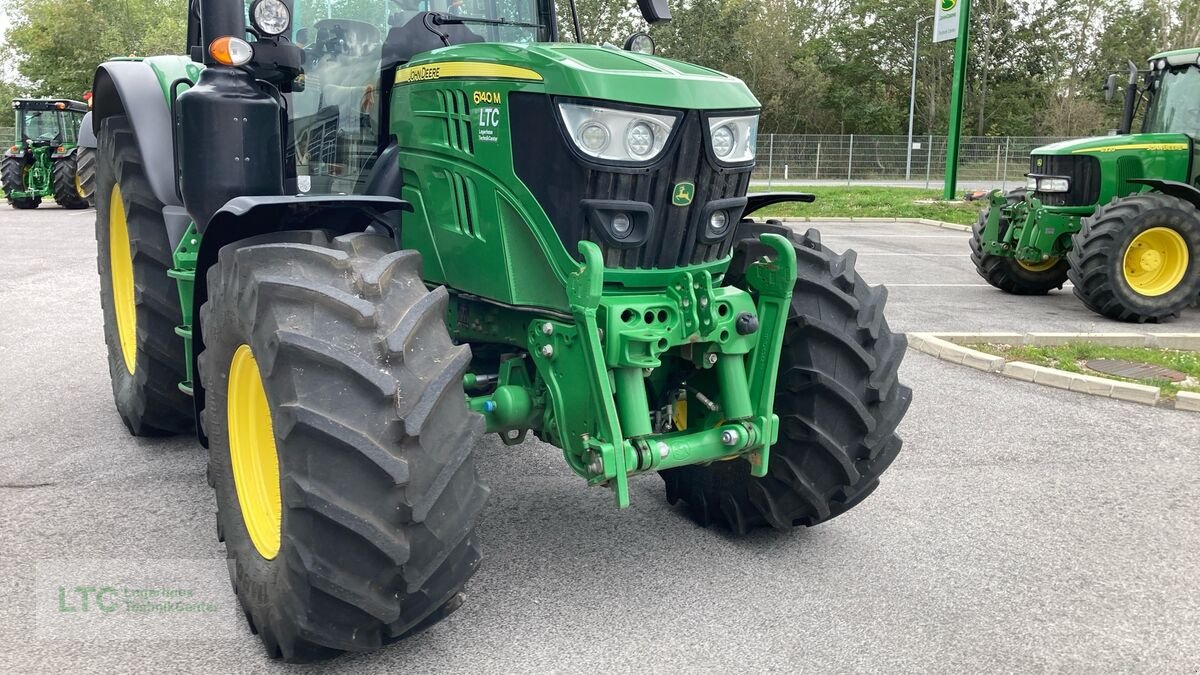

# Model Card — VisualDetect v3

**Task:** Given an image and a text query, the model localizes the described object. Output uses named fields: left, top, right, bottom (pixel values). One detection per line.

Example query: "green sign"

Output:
left=672, top=182, right=695, bottom=206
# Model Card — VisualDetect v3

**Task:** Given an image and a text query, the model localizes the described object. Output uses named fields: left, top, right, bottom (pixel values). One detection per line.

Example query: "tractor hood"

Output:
left=1033, top=133, right=1193, bottom=157
left=401, top=43, right=760, bottom=111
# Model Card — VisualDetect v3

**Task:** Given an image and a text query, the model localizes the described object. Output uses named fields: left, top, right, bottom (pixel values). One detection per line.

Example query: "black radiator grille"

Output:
left=511, top=94, right=753, bottom=269
left=1030, top=154, right=1101, bottom=207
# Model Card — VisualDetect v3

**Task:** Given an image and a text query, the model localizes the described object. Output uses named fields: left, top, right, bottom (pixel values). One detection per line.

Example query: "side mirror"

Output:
left=1104, top=73, right=1119, bottom=103
left=636, top=0, right=671, bottom=23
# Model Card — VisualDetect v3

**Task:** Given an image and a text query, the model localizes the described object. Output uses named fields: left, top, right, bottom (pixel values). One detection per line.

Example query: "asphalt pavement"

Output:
left=1, top=205, right=1198, bottom=673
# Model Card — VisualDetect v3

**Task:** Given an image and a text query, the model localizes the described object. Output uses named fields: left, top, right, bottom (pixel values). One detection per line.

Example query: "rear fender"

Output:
left=189, top=195, right=412, bottom=445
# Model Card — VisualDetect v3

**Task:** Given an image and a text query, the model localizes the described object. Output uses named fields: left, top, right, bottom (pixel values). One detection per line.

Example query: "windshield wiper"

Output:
left=429, top=12, right=542, bottom=29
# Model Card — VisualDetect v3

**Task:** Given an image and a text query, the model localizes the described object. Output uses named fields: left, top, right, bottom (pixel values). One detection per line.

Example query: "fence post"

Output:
left=767, top=134, right=774, bottom=189
left=815, top=142, right=821, bottom=180
left=847, top=134, right=854, bottom=185
left=925, top=135, right=933, bottom=190
left=1001, top=136, right=1011, bottom=191
left=995, top=142, right=1002, bottom=184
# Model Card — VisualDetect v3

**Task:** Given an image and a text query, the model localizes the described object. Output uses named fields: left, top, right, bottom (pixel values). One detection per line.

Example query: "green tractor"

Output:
left=972, top=47, right=1200, bottom=322
left=2, top=98, right=92, bottom=209
left=92, top=0, right=910, bottom=661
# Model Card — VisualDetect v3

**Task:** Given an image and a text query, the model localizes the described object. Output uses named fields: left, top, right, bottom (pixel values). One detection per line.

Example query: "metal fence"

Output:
left=0, top=128, right=11, bottom=144
left=754, top=134, right=1070, bottom=190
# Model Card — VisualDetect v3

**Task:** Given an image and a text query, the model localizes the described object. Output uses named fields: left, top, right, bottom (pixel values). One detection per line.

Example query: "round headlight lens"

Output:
left=626, top=33, right=655, bottom=55
left=627, top=122, right=655, bottom=157
left=611, top=213, right=633, bottom=238
left=252, top=0, right=291, bottom=36
left=578, top=122, right=610, bottom=152
left=712, top=125, right=736, bottom=158
left=708, top=210, right=729, bottom=235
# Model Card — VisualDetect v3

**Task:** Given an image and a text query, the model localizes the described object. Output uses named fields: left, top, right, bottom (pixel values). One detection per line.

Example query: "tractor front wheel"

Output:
left=199, top=230, right=488, bottom=662
left=77, top=147, right=96, bottom=206
left=52, top=151, right=89, bottom=209
left=660, top=222, right=912, bottom=534
left=1069, top=193, right=1200, bottom=322
left=970, top=209, right=1069, bottom=294
left=95, top=116, right=192, bottom=435
left=2, top=156, right=39, bottom=209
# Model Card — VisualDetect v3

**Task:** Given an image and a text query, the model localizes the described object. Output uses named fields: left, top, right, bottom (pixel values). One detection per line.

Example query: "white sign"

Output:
left=934, top=0, right=962, bottom=43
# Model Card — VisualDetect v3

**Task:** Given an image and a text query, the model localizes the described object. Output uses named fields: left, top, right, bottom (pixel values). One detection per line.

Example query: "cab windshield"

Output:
left=287, top=0, right=549, bottom=194
left=1144, top=66, right=1200, bottom=137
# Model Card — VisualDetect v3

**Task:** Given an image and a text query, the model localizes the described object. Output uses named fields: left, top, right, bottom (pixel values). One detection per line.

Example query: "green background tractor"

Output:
left=91, top=0, right=910, bottom=661
left=2, top=98, right=92, bottom=209
left=971, top=47, right=1200, bottom=322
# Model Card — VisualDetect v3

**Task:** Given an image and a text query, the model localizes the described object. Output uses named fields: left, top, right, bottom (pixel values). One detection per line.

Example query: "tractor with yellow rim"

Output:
left=971, top=47, right=1200, bottom=322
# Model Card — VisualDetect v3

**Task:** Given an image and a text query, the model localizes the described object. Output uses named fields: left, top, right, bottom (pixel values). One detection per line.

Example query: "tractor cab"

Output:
left=10, top=98, right=87, bottom=148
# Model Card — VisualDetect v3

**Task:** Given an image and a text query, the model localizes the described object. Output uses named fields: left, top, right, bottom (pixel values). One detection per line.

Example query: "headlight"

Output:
left=558, top=103, right=676, bottom=162
left=251, top=0, right=291, bottom=36
left=1036, top=177, right=1070, bottom=193
left=708, top=114, right=758, bottom=163
left=1026, top=176, right=1038, bottom=191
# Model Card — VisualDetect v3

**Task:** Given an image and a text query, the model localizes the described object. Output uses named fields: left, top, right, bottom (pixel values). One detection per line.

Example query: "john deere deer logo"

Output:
left=672, top=182, right=695, bottom=206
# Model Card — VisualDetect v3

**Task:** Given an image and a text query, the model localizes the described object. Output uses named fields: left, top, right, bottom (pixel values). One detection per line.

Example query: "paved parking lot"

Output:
left=1, top=205, right=1198, bottom=673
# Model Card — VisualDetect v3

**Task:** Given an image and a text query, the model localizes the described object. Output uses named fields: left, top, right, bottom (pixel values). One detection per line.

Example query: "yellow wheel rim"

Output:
left=109, top=183, right=137, bottom=373
left=227, top=344, right=282, bottom=560
left=1123, top=227, right=1189, bottom=297
left=1017, top=257, right=1059, bottom=272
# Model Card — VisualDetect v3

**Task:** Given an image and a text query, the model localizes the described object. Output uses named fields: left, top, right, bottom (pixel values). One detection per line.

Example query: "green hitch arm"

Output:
left=742, top=233, right=797, bottom=477
left=567, top=241, right=631, bottom=507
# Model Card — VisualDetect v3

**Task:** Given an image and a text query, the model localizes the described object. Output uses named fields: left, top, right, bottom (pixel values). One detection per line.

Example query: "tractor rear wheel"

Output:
left=2, top=156, right=39, bottom=209
left=970, top=208, right=1069, bottom=294
left=52, top=151, right=89, bottom=209
left=95, top=116, right=192, bottom=435
left=1069, top=193, right=1200, bottom=322
left=660, top=222, right=911, bottom=535
left=199, top=229, right=488, bottom=662
left=77, top=147, right=96, bottom=206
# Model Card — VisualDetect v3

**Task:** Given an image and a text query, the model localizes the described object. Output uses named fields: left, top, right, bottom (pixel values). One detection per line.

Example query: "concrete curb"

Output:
left=907, top=331, right=1200, bottom=412
left=777, top=217, right=973, bottom=232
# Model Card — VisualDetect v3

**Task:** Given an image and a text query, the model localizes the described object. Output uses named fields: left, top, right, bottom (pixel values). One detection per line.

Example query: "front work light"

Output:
left=251, top=0, right=291, bottom=36
left=1036, top=177, right=1070, bottom=193
left=624, top=32, right=655, bottom=55
left=559, top=103, right=676, bottom=163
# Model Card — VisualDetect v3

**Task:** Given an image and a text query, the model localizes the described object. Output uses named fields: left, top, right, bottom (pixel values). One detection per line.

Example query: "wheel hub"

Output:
left=227, top=344, right=282, bottom=560
left=109, top=183, right=137, bottom=373
left=1123, top=227, right=1189, bottom=297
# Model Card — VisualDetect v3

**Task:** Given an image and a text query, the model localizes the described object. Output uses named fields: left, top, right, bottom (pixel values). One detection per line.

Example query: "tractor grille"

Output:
left=1030, top=154, right=1101, bottom=207
left=510, top=93, right=752, bottom=269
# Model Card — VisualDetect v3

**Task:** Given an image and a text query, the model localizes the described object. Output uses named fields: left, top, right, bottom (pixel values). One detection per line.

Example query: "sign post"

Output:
left=936, top=0, right=971, bottom=201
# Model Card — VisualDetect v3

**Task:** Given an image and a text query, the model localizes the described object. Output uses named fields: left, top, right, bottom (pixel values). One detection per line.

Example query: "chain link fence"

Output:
left=754, top=134, right=1071, bottom=190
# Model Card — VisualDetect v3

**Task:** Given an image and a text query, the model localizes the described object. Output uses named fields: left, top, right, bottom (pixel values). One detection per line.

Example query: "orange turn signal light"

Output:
left=55, top=102, right=66, bottom=109
left=57, top=146, right=65, bottom=153
left=209, top=37, right=253, bottom=67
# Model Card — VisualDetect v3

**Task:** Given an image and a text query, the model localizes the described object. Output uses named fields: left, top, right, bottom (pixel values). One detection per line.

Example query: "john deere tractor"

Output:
left=91, top=0, right=910, bottom=661
left=2, top=98, right=91, bottom=209
left=972, top=48, right=1200, bottom=322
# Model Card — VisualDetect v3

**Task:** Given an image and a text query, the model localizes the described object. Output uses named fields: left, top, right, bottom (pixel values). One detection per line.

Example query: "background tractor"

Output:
left=90, top=0, right=910, bottom=661
left=971, top=47, right=1200, bottom=322
left=2, top=98, right=91, bottom=209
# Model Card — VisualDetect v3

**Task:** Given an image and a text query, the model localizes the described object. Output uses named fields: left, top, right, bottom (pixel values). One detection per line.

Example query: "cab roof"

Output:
left=11, top=98, right=88, bottom=113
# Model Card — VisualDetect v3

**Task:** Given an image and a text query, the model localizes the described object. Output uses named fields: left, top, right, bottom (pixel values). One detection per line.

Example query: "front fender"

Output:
left=1128, top=179, right=1200, bottom=210
left=78, top=112, right=96, bottom=149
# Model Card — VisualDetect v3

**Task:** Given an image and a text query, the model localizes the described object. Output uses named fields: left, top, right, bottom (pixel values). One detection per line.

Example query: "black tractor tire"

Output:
left=660, top=222, right=912, bottom=535
left=77, top=147, right=97, bottom=206
left=95, top=115, right=192, bottom=435
left=1068, top=193, right=1200, bottom=322
left=970, top=208, right=1069, bottom=295
left=52, top=151, right=90, bottom=209
left=2, top=156, right=39, bottom=209
left=199, top=229, right=489, bottom=662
